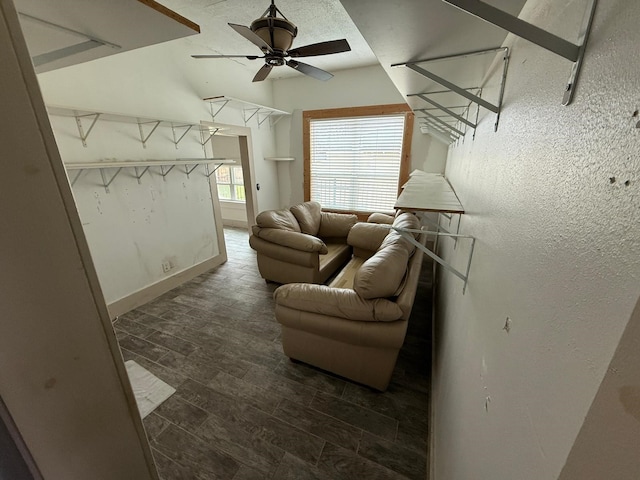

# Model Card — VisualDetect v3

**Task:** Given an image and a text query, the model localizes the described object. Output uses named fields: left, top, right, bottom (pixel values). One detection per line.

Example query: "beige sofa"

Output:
left=273, top=212, right=425, bottom=391
left=249, top=201, right=358, bottom=284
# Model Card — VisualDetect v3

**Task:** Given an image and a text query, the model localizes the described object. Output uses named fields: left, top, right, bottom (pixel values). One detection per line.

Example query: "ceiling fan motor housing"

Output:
left=250, top=16, right=297, bottom=52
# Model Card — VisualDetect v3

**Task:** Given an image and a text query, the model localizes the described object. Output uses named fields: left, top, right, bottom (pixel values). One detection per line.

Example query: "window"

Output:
left=215, top=165, right=245, bottom=202
left=304, top=104, right=413, bottom=214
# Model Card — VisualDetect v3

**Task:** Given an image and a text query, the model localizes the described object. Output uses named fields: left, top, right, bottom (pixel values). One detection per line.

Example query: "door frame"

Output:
left=201, top=121, right=258, bottom=235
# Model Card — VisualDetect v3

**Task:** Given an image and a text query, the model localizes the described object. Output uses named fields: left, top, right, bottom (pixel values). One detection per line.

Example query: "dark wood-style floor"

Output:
left=114, top=227, right=432, bottom=480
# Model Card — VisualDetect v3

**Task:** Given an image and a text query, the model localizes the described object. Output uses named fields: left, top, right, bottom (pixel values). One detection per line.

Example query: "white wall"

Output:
left=36, top=36, right=281, bottom=306
left=433, top=0, right=640, bottom=479
left=1, top=1, right=155, bottom=476
left=272, top=65, right=448, bottom=208
left=37, top=36, right=282, bottom=215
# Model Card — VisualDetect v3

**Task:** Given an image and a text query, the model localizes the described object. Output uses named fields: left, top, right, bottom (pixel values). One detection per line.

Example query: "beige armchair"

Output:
left=249, top=201, right=358, bottom=284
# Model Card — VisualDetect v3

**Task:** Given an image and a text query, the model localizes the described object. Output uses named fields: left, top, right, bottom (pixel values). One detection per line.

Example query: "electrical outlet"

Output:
left=162, top=261, right=171, bottom=273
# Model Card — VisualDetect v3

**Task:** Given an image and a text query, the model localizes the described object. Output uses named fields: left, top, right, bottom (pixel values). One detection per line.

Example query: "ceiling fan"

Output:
left=192, top=0, right=351, bottom=82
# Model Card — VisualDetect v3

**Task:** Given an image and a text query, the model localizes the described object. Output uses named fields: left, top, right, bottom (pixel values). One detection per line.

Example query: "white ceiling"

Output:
left=17, top=0, right=530, bottom=114
left=156, top=0, right=380, bottom=80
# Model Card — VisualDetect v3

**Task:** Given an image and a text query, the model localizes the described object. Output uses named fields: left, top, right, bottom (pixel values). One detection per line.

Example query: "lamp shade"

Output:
left=250, top=16, right=297, bottom=51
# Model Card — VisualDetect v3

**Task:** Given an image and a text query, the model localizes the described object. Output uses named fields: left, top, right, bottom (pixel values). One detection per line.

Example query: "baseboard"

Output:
left=107, top=253, right=227, bottom=319
left=222, top=219, right=248, bottom=228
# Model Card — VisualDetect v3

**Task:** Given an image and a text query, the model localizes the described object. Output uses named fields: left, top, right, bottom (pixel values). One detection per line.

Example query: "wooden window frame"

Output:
left=303, top=104, right=414, bottom=216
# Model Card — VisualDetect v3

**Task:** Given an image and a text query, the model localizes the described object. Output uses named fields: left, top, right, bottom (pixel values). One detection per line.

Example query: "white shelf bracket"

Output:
left=160, top=165, right=175, bottom=181
left=137, top=120, right=161, bottom=149
left=416, top=93, right=477, bottom=129
left=441, top=0, right=597, bottom=105
left=270, top=115, right=286, bottom=127
left=243, top=107, right=261, bottom=126
left=74, top=112, right=101, bottom=147
left=200, top=128, right=219, bottom=147
left=70, top=169, right=84, bottom=187
left=394, top=226, right=476, bottom=294
left=209, top=99, right=230, bottom=120
left=185, top=164, right=200, bottom=177
left=400, top=47, right=509, bottom=131
left=171, top=124, right=193, bottom=149
left=204, top=163, right=225, bottom=178
left=257, top=111, right=275, bottom=127
left=134, top=166, right=150, bottom=184
left=418, top=109, right=465, bottom=137
left=99, top=167, right=123, bottom=193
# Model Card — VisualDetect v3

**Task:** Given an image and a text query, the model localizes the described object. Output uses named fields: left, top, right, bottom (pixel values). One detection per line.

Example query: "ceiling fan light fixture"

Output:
left=250, top=16, right=297, bottom=52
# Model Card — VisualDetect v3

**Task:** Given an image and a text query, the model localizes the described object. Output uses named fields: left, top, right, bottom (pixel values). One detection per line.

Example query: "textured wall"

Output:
left=433, top=0, right=640, bottom=479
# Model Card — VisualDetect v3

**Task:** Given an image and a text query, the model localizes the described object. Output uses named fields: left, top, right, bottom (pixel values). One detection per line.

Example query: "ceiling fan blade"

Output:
left=286, top=60, right=333, bottom=81
left=287, top=39, right=351, bottom=58
left=228, top=23, right=273, bottom=53
left=252, top=64, right=273, bottom=82
left=191, top=54, right=262, bottom=60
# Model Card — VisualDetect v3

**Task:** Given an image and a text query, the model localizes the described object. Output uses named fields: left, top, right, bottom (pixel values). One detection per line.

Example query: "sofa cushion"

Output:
left=354, top=243, right=409, bottom=299
left=290, top=201, right=322, bottom=236
left=256, top=209, right=301, bottom=232
left=347, top=222, right=391, bottom=253
left=318, top=212, right=358, bottom=238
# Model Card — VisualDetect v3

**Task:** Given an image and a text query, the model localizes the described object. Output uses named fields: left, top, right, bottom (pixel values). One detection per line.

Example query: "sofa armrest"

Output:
left=273, top=284, right=403, bottom=322
left=249, top=236, right=319, bottom=267
left=347, top=222, right=391, bottom=253
left=253, top=227, right=328, bottom=254
left=318, top=212, right=358, bottom=238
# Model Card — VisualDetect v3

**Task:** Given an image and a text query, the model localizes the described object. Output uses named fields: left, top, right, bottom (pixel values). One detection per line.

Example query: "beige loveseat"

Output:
left=249, top=201, right=358, bottom=284
left=273, top=212, right=425, bottom=391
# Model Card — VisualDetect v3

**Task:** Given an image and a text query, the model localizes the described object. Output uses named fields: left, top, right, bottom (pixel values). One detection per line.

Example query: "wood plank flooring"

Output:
left=114, top=227, right=432, bottom=480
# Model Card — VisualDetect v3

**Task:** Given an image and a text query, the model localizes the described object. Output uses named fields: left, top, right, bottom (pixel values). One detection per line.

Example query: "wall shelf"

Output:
left=47, top=105, right=221, bottom=148
left=394, top=170, right=475, bottom=293
left=203, top=95, right=290, bottom=128
left=65, top=158, right=236, bottom=192
left=264, top=157, right=295, bottom=162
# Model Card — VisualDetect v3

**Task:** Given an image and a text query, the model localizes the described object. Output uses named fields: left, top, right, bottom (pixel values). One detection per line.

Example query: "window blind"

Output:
left=309, top=114, right=405, bottom=212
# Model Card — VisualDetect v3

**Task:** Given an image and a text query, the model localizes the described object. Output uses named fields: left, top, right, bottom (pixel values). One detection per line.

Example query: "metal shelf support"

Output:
left=74, top=112, right=101, bottom=147
left=137, top=120, right=161, bottom=149
left=99, top=167, right=123, bottom=193
left=171, top=124, right=193, bottom=149
left=394, top=226, right=476, bottom=294
left=401, top=47, right=509, bottom=131
left=70, top=169, right=84, bottom=187
left=243, top=108, right=260, bottom=126
left=204, top=163, right=225, bottom=178
left=209, top=98, right=230, bottom=120
left=200, top=128, right=219, bottom=147
left=418, top=110, right=465, bottom=137
left=185, top=164, right=200, bottom=177
left=441, top=0, right=597, bottom=105
left=160, top=165, right=175, bottom=181
left=134, top=166, right=150, bottom=184
left=416, top=94, right=477, bottom=129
